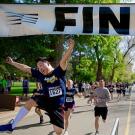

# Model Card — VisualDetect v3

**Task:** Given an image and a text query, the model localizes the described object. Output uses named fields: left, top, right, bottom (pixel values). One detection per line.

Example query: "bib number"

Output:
left=66, top=97, right=73, bottom=102
left=49, top=86, right=62, bottom=97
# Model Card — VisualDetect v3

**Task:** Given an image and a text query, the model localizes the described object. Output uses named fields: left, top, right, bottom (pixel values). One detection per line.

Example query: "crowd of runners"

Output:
left=0, top=38, right=133, bottom=135
left=76, top=81, right=132, bottom=101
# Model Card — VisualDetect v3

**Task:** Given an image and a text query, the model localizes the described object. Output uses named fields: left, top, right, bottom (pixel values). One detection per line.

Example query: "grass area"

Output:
left=10, top=81, right=36, bottom=96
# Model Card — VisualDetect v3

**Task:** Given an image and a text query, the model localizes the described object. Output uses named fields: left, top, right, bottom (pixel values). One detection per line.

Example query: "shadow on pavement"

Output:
left=85, top=132, right=93, bottom=135
left=48, top=131, right=55, bottom=135
left=73, top=109, right=93, bottom=114
left=15, top=121, right=51, bottom=130
left=0, top=108, right=13, bottom=112
left=75, top=104, right=91, bottom=108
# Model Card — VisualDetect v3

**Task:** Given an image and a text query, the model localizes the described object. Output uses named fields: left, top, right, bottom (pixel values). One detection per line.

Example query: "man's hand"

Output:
left=6, top=57, right=14, bottom=65
left=60, top=38, right=75, bottom=70
left=93, top=97, right=97, bottom=105
left=5, top=56, right=31, bottom=74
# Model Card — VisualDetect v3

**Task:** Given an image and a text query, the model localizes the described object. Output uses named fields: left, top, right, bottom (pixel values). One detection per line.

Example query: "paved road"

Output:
left=0, top=86, right=135, bottom=135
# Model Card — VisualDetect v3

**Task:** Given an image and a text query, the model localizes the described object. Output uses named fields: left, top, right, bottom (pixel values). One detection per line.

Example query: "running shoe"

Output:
left=0, top=123, right=13, bottom=133
left=64, top=130, right=69, bottom=135
left=95, top=131, right=99, bottom=135
left=0, top=119, right=14, bottom=133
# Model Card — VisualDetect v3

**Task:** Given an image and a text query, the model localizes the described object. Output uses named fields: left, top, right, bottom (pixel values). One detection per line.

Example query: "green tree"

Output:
left=71, top=35, right=122, bottom=81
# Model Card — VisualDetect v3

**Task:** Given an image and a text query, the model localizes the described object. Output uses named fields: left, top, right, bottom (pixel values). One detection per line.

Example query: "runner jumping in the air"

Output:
left=0, top=38, right=75, bottom=135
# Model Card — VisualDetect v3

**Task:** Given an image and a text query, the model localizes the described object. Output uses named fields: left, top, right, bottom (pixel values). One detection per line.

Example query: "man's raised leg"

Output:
left=0, top=99, right=37, bottom=132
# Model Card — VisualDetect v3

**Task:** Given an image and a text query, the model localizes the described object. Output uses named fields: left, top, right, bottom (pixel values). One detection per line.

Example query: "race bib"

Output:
left=49, top=86, right=62, bottom=97
left=66, top=97, right=73, bottom=102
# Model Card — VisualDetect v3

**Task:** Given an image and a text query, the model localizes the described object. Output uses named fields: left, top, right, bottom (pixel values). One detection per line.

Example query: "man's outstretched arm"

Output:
left=6, top=57, right=31, bottom=74
left=60, top=38, right=75, bottom=70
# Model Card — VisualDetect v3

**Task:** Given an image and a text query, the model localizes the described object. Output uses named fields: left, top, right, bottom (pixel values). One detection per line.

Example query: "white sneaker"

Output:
left=95, top=131, right=99, bottom=135
left=64, top=131, right=69, bottom=135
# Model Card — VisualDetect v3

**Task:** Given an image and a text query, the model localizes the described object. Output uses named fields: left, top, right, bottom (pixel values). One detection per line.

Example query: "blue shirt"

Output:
left=22, top=79, right=29, bottom=88
left=31, top=65, right=66, bottom=105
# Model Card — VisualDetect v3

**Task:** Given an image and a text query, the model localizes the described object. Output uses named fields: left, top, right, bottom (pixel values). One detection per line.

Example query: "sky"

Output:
left=121, top=0, right=135, bottom=3
left=119, top=0, right=135, bottom=72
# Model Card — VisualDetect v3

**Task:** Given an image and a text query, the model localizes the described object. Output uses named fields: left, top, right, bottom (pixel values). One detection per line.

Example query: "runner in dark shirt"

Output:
left=64, top=79, right=81, bottom=135
left=0, top=38, right=75, bottom=135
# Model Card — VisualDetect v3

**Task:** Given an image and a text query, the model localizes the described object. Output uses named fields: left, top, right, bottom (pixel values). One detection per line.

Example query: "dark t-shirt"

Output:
left=31, top=66, right=66, bottom=105
left=65, top=88, right=78, bottom=105
left=22, top=80, right=29, bottom=88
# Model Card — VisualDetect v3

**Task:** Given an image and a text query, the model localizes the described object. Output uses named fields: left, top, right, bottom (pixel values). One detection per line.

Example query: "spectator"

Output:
left=1, top=77, right=7, bottom=94
left=22, top=77, right=29, bottom=100
left=0, top=77, right=3, bottom=94
left=6, top=76, right=12, bottom=94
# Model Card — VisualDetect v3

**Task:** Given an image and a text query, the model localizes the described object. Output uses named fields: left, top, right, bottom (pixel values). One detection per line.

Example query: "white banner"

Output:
left=0, top=4, right=134, bottom=37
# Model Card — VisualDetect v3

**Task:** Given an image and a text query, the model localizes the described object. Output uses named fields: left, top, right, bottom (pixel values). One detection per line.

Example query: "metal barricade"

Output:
left=110, top=118, right=119, bottom=135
